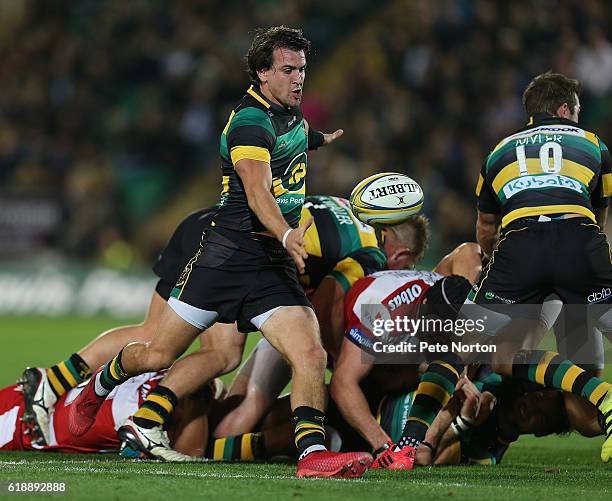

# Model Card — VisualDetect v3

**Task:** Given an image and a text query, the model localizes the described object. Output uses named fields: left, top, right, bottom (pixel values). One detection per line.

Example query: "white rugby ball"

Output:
left=349, top=172, right=424, bottom=226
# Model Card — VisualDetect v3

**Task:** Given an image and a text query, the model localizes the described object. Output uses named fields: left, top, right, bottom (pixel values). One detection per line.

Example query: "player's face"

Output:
left=569, top=94, right=580, bottom=122
left=258, top=48, right=306, bottom=108
left=559, top=93, right=580, bottom=123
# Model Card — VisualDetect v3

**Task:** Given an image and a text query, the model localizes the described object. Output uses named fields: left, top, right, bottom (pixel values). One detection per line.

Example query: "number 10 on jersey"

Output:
left=516, top=141, right=563, bottom=175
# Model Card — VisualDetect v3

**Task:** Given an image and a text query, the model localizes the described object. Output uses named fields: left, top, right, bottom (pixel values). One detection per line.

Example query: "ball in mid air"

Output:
left=349, top=172, right=424, bottom=226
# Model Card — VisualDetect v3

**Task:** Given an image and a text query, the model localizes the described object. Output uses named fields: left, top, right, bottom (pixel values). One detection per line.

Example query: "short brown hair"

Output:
left=386, top=215, right=430, bottom=264
left=246, top=26, right=311, bottom=85
left=522, top=72, right=581, bottom=117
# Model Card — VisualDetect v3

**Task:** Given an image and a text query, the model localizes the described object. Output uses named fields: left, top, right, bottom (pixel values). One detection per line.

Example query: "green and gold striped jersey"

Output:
left=476, top=113, right=612, bottom=227
left=215, top=85, right=308, bottom=233
left=376, top=391, right=416, bottom=444
left=301, top=196, right=387, bottom=292
left=377, top=370, right=509, bottom=465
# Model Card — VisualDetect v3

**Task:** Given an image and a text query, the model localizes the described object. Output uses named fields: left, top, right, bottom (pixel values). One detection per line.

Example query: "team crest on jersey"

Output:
left=272, top=152, right=307, bottom=196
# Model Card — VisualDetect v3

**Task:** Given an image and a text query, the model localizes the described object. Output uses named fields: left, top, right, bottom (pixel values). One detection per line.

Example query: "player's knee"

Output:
left=457, top=242, right=481, bottom=258
left=144, top=346, right=177, bottom=371
left=139, top=319, right=159, bottom=341
left=219, top=349, right=243, bottom=375
left=295, top=344, right=327, bottom=375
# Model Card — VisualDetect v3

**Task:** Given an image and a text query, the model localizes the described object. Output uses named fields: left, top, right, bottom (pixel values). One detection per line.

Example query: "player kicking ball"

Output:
left=65, top=26, right=371, bottom=478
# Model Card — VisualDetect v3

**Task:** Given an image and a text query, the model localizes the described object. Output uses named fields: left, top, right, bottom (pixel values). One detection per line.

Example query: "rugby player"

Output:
left=1, top=371, right=213, bottom=459
left=20, top=208, right=246, bottom=447
left=213, top=213, right=432, bottom=438
left=22, top=195, right=421, bottom=449
left=331, top=268, right=476, bottom=469
left=464, top=71, right=612, bottom=462
left=416, top=374, right=603, bottom=466
left=67, top=26, right=372, bottom=478
left=205, top=369, right=604, bottom=465
left=376, top=72, right=612, bottom=468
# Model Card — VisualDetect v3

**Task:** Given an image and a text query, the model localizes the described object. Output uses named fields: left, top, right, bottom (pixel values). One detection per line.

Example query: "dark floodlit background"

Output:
left=0, top=0, right=611, bottom=330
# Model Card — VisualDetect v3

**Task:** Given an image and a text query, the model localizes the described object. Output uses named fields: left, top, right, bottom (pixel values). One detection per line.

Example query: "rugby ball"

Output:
left=349, top=172, right=424, bottom=226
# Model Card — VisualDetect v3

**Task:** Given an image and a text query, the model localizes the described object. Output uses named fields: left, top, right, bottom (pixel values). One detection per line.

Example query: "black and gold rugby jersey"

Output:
left=301, top=196, right=387, bottom=292
left=376, top=391, right=416, bottom=445
left=377, top=371, right=510, bottom=465
left=476, top=113, right=612, bottom=227
left=215, top=85, right=308, bottom=233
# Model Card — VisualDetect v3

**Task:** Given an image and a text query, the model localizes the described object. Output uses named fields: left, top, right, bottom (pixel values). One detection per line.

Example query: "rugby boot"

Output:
left=67, top=366, right=106, bottom=437
left=371, top=445, right=416, bottom=470
left=118, top=417, right=202, bottom=462
left=296, top=450, right=372, bottom=478
left=599, top=389, right=612, bottom=462
left=370, top=440, right=394, bottom=469
left=20, top=367, right=57, bottom=446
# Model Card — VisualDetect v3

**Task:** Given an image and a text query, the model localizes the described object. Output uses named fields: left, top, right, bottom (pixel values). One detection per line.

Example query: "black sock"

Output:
left=293, top=406, right=327, bottom=459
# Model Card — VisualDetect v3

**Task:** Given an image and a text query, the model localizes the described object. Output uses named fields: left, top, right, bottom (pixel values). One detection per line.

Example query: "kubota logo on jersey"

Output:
left=272, top=152, right=307, bottom=196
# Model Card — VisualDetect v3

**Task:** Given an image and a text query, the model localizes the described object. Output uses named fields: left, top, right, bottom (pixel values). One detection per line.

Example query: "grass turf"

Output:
left=0, top=315, right=263, bottom=389
left=0, top=434, right=609, bottom=501
left=0, top=315, right=610, bottom=499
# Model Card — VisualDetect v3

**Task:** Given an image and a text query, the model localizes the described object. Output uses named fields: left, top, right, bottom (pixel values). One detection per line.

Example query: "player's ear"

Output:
left=257, top=69, right=269, bottom=84
left=555, top=102, right=570, bottom=119
left=388, top=247, right=414, bottom=269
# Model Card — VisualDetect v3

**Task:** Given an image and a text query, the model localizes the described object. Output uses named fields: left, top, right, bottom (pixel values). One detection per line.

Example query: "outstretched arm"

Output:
left=330, top=338, right=389, bottom=450
left=417, top=376, right=496, bottom=466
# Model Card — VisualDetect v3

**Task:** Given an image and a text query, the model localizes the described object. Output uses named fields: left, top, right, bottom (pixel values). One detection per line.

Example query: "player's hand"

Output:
left=284, top=217, right=313, bottom=274
left=415, top=441, right=434, bottom=466
left=454, top=376, right=480, bottom=412
left=322, top=129, right=344, bottom=145
left=473, top=391, right=496, bottom=426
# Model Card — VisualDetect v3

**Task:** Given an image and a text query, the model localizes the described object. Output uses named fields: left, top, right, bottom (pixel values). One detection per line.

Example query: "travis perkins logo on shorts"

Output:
left=588, top=287, right=611, bottom=303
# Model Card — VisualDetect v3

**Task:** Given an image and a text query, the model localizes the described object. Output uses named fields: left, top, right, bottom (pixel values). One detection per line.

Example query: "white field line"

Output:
left=0, top=460, right=470, bottom=486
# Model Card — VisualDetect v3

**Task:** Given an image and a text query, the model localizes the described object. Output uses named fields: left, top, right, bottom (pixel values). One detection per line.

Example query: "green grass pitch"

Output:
left=0, top=315, right=610, bottom=500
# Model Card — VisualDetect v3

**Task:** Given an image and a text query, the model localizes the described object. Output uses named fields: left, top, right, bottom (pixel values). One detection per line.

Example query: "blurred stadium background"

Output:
left=1, top=0, right=612, bottom=385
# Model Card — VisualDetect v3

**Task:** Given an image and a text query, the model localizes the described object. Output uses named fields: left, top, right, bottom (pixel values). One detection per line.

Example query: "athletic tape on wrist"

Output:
left=420, top=440, right=437, bottom=455
left=450, top=414, right=474, bottom=436
left=281, top=228, right=293, bottom=249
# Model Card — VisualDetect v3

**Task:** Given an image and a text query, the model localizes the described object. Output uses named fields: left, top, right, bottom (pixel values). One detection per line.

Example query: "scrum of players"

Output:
left=1, top=22, right=610, bottom=480
left=1, top=193, right=607, bottom=469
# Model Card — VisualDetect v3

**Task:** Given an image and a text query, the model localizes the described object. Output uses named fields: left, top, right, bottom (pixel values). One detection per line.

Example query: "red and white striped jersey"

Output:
left=47, top=371, right=166, bottom=453
left=344, top=270, right=442, bottom=353
left=0, top=385, right=28, bottom=451
left=0, top=372, right=165, bottom=453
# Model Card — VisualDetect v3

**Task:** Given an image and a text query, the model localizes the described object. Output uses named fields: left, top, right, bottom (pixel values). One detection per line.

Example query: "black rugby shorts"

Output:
left=170, top=226, right=311, bottom=332
left=472, top=217, right=612, bottom=306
